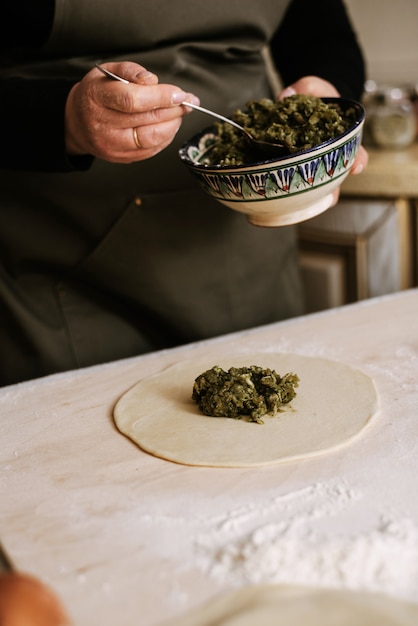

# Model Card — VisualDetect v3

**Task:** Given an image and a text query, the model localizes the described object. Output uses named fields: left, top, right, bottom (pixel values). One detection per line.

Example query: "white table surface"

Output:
left=1, top=288, right=418, bottom=625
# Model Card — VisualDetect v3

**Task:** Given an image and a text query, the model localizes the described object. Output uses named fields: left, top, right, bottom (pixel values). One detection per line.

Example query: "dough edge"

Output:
left=161, top=584, right=418, bottom=626
left=113, top=353, right=379, bottom=467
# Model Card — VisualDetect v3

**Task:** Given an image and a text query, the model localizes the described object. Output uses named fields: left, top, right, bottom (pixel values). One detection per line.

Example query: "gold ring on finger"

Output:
left=132, top=127, right=142, bottom=149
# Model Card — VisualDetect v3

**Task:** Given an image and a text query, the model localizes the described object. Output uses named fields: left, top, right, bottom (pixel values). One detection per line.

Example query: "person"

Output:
left=0, top=0, right=367, bottom=386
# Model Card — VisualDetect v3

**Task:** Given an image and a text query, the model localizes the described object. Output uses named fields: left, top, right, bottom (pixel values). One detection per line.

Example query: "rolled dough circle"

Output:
left=163, top=585, right=418, bottom=626
left=113, top=353, right=378, bottom=467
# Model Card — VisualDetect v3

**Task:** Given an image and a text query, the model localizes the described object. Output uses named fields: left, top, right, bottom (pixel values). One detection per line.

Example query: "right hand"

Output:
left=65, top=61, right=200, bottom=163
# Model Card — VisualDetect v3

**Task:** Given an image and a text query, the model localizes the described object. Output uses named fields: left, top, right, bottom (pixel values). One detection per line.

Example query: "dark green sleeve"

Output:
left=0, top=0, right=54, bottom=48
left=0, top=77, right=93, bottom=171
left=270, top=0, right=366, bottom=100
left=0, top=0, right=92, bottom=171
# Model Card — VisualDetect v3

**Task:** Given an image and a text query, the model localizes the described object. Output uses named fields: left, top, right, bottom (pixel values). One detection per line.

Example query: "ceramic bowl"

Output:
left=179, top=98, right=365, bottom=227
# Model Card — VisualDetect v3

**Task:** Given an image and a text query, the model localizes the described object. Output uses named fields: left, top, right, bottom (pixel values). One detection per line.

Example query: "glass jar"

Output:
left=368, top=86, right=416, bottom=149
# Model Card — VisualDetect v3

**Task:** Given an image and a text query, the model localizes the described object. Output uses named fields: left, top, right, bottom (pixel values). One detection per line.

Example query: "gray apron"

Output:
left=0, top=0, right=303, bottom=385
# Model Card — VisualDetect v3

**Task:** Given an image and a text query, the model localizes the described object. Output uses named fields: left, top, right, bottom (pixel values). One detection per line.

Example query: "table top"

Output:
left=1, top=288, right=418, bottom=625
left=342, top=141, right=418, bottom=198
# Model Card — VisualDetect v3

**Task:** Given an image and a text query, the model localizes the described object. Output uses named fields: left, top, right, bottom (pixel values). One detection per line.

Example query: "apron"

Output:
left=0, top=0, right=303, bottom=385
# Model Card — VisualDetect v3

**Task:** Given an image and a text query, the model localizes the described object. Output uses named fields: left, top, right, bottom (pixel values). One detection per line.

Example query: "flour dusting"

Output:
left=134, top=480, right=418, bottom=605
left=190, top=482, right=418, bottom=600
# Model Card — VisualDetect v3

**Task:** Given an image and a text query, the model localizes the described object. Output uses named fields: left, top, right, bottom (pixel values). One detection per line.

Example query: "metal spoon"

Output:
left=95, top=64, right=286, bottom=155
left=175, top=101, right=287, bottom=153
left=96, top=64, right=130, bottom=84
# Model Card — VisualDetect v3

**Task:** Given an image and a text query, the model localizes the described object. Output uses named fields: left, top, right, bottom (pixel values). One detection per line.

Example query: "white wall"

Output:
left=345, top=0, right=418, bottom=85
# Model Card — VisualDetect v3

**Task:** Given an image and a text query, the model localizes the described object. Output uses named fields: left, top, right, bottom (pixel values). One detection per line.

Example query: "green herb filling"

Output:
left=192, top=365, right=299, bottom=424
left=206, top=94, right=357, bottom=166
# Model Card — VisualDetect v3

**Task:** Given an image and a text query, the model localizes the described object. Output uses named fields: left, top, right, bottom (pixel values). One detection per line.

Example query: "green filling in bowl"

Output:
left=206, top=94, right=358, bottom=166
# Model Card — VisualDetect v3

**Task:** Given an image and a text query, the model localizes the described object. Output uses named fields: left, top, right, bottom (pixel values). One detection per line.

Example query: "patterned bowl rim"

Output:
left=179, top=97, right=365, bottom=171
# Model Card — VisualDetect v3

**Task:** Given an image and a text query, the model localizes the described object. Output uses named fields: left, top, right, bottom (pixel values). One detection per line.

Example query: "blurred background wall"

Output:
left=345, top=0, right=418, bottom=85
left=296, top=0, right=418, bottom=314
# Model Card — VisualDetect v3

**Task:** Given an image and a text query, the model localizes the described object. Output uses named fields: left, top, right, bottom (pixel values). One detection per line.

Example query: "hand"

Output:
left=0, top=572, right=71, bottom=626
left=279, top=75, right=368, bottom=186
left=279, top=75, right=340, bottom=100
left=65, top=61, right=200, bottom=163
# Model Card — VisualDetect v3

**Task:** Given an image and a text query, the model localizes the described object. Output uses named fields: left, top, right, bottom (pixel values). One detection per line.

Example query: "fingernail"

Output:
left=280, top=86, right=297, bottom=99
left=172, top=92, right=200, bottom=106
left=187, top=95, right=200, bottom=106
left=351, top=163, right=364, bottom=175
left=172, top=91, right=188, bottom=104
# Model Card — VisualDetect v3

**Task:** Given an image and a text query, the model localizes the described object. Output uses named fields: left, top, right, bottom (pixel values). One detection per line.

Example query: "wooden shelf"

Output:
left=342, top=141, right=418, bottom=198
